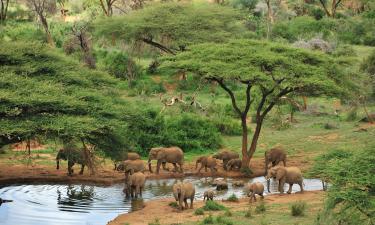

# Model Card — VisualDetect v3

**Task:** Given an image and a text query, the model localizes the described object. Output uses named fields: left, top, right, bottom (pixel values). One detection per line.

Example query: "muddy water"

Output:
left=0, top=177, right=323, bottom=225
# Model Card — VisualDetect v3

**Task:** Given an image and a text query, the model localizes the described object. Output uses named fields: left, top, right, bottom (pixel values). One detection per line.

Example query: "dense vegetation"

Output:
left=0, top=0, right=374, bottom=223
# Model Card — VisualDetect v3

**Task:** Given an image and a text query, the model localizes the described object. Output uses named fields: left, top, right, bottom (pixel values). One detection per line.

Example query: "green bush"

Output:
left=203, top=201, right=226, bottom=211
left=226, top=194, right=239, bottom=202
left=255, top=202, right=266, bottom=214
left=210, top=117, right=242, bottom=136
left=201, top=215, right=214, bottom=224
left=194, top=208, right=205, bottom=215
left=169, top=202, right=179, bottom=209
left=290, top=201, right=307, bottom=216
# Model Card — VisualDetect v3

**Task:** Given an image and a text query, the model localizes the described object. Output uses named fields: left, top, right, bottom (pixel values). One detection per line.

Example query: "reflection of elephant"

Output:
left=114, top=152, right=141, bottom=170
left=148, top=147, right=184, bottom=174
left=244, top=182, right=264, bottom=202
left=56, top=148, right=91, bottom=176
left=203, top=190, right=215, bottom=201
left=213, top=150, right=239, bottom=170
left=264, top=147, right=287, bottom=175
left=266, top=166, right=303, bottom=194
left=173, top=182, right=195, bottom=210
left=227, top=158, right=242, bottom=171
left=195, top=156, right=217, bottom=173
left=124, top=172, right=146, bottom=198
left=116, top=159, right=145, bottom=173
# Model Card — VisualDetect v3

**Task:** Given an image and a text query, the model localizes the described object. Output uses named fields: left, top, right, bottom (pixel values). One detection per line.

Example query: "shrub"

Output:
left=195, top=208, right=205, bottom=215
left=290, top=201, right=307, bottom=216
left=210, top=117, right=242, bottom=136
left=255, top=202, right=266, bottom=214
left=226, top=194, right=239, bottom=202
left=169, top=202, right=179, bottom=209
left=310, top=8, right=325, bottom=20
left=203, top=201, right=226, bottom=211
left=201, top=215, right=214, bottom=224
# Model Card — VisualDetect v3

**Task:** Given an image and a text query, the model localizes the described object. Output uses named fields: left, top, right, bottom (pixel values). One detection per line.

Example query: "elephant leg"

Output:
left=156, top=160, right=162, bottom=174
left=205, top=166, right=208, bottom=172
left=179, top=198, right=183, bottom=210
left=172, top=163, right=178, bottom=173
left=223, top=160, right=228, bottom=170
left=283, top=159, right=286, bottom=167
left=178, top=162, right=184, bottom=173
left=287, top=183, right=293, bottom=194
left=79, top=164, right=84, bottom=175
left=68, top=161, right=74, bottom=176
left=162, top=162, right=169, bottom=171
left=190, top=197, right=194, bottom=209
left=198, top=165, right=203, bottom=173
left=184, top=199, right=188, bottom=209
left=279, top=179, right=285, bottom=194
left=298, top=181, right=304, bottom=192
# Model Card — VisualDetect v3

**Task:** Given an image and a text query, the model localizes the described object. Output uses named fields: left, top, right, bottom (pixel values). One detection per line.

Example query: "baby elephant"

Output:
left=195, top=156, right=217, bottom=174
left=227, top=159, right=242, bottom=171
left=245, top=182, right=264, bottom=202
left=173, top=182, right=195, bottom=210
left=203, top=190, right=215, bottom=201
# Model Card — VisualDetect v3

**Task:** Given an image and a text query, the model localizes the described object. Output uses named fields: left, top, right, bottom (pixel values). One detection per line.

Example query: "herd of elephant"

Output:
left=55, top=146, right=305, bottom=210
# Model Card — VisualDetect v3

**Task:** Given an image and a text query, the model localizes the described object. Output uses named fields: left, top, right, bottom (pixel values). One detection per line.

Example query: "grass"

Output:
left=195, top=208, right=205, bottom=215
left=290, top=201, right=307, bottom=217
left=203, top=201, right=226, bottom=211
left=169, top=202, right=179, bottom=209
left=226, top=194, right=239, bottom=202
left=255, top=202, right=266, bottom=214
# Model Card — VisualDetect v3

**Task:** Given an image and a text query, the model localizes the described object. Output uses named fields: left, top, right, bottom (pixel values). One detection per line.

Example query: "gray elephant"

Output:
left=203, top=190, right=215, bottom=201
left=195, top=156, right=217, bottom=173
left=124, top=171, right=146, bottom=198
left=114, top=152, right=141, bottom=170
left=56, top=148, right=92, bottom=176
left=213, top=150, right=239, bottom=170
left=264, top=147, right=287, bottom=175
left=172, top=182, right=195, bottom=210
left=226, top=158, right=242, bottom=171
left=266, top=166, right=304, bottom=194
left=116, top=159, right=144, bottom=173
left=245, top=182, right=264, bottom=202
left=148, top=147, right=184, bottom=174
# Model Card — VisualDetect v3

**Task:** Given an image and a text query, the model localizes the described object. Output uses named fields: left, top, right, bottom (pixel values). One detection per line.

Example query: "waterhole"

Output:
left=0, top=177, right=323, bottom=225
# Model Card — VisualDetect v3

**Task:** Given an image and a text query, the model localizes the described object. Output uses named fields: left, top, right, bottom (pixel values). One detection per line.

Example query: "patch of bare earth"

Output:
left=108, top=191, right=325, bottom=225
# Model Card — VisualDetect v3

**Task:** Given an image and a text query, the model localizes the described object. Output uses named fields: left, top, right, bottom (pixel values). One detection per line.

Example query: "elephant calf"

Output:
left=173, top=182, right=195, bottom=210
left=213, top=150, right=239, bottom=171
left=116, top=159, right=145, bottom=174
left=203, top=190, right=215, bottom=201
left=195, top=156, right=217, bottom=173
left=114, top=152, right=141, bottom=170
left=227, top=159, right=242, bottom=171
left=266, top=166, right=303, bottom=194
left=245, top=182, right=264, bottom=202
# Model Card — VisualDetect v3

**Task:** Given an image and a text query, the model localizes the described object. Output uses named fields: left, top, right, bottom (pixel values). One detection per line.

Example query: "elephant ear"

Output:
left=276, top=167, right=287, bottom=180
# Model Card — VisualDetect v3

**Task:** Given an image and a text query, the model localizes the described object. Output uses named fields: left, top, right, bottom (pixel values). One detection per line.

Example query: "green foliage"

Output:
left=195, top=208, right=205, bottom=215
left=216, top=215, right=234, bottom=225
left=0, top=41, right=128, bottom=154
left=226, top=194, right=239, bottom=202
left=0, top=22, right=45, bottom=42
left=255, top=202, right=266, bottom=214
left=202, top=215, right=214, bottom=224
left=314, top=146, right=375, bottom=225
left=224, top=209, right=233, bottom=217
left=244, top=208, right=253, bottom=218
left=210, top=117, right=242, bottom=136
left=94, top=2, right=248, bottom=52
left=290, top=201, right=307, bottom=216
left=203, top=201, right=226, bottom=211
left=169, top=201, right=179, bottom=209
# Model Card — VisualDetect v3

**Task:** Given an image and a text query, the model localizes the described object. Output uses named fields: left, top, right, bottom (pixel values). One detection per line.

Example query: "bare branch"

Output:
left=213, top=78, right=242, bottom=116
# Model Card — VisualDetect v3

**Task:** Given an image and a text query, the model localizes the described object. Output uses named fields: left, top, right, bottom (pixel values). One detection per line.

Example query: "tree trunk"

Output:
left=39, top=14, right=55, bottom=47
left=247, top=118, right=263, bottom=166
left=302, top=96, right=307, bottom=111
left=240, top=116, right=250, bottom=169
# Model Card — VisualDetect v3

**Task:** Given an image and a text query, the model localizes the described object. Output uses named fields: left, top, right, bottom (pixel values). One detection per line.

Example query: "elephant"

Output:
left=213, top=150, right=239, bottom=171
left=216, top=180, right=228, bottom=191
left=195, top=156, right=217, bottom=173
left=124, top=172, right=146, bottom=198
left=266, top=166, right=304, bottom=194
left=116, top=159, right=145, bottom=173
left=203, top=190, right=215, bottom=201
left=245, top=182, right=264, bottom=202
left=172, top=182, right=195, bottom=210
left=226, top=158, right=242, bottom=171
left=0, top=198, right=13, bottom=206
left=148, top=147, right=184, bottom=174
left=56, top=147, right=92, bottom=176
left=264, top=147, right=287, bottom=175
left=114, top=152, right=141, bottom=170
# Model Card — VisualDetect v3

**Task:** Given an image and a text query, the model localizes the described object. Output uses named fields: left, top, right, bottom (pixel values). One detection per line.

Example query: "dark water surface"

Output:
left=0, top=177, right=323, bottom=225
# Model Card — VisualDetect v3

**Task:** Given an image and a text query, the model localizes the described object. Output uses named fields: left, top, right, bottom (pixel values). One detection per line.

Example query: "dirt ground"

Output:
left=108, top=191, right=325, bottom=225
left=0, top=154, right=312, bottom=186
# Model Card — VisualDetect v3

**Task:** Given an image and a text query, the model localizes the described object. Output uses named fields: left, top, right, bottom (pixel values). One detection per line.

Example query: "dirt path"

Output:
left=108, top=191, right=325, bottom=225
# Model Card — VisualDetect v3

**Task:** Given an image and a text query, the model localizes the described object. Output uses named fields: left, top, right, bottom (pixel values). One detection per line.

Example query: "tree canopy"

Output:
left=93, top=2, right=248, bottom=54
left=0, top=41, right=128, bottom=152
left=162, top=39, right=352, bottom=168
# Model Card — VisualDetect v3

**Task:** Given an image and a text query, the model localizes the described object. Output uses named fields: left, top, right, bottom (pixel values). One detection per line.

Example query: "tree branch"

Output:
left=243, top=83, right=252, bottom=116
left=319, top=0, right=332, bottom=16
left=261, top=87, right=296, bottom=118
left=141, top=38, right=175, bottom=55
left=213, top=78, right=242, bottom=116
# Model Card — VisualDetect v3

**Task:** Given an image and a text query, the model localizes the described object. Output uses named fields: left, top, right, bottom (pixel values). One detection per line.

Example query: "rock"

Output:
left=324, top=123, right=338, bottom=130
left=232, top=181, right=245, bottom=187
left=216, top=181, right=228, bottom=191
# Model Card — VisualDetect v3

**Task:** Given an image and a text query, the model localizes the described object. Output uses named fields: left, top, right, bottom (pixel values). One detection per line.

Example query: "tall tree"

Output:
left=94, top=2, right=247, bottom=54
left=27, top=0, right=55, bottom=46
left=316, top=0, right=343, bottom=18
left=163, top=39, right=352, bottom=169
left=0, top=0, right=9, bottom=23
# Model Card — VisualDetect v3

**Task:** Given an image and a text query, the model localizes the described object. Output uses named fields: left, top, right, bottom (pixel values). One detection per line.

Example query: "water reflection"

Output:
left=57, top=185, right=95, bottom=209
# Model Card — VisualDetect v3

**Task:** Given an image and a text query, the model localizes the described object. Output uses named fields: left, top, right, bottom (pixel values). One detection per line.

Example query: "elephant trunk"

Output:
left=267, top=179, right=271, bottom=193
left=148, top=158, right=153, bottom=173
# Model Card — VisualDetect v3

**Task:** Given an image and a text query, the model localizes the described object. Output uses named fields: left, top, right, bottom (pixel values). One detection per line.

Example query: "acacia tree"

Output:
left=163, top=39, right=351, bottom=169
left=27, top=0, right=55, bottom=46
left=94, top=2, right=246, bottom=54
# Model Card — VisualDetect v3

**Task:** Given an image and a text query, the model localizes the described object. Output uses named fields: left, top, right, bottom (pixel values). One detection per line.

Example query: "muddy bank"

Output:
left=108, top=191, right=325, bottom=225
left=0, top=156, right=310, bottom=186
